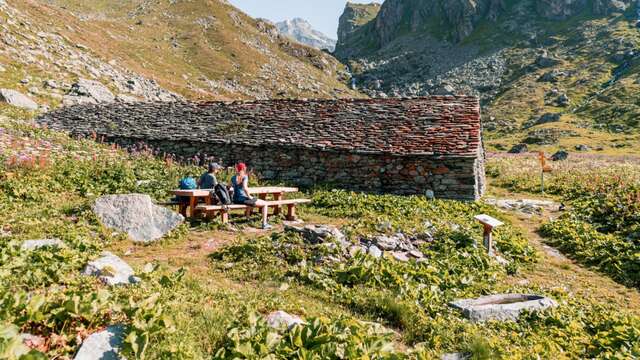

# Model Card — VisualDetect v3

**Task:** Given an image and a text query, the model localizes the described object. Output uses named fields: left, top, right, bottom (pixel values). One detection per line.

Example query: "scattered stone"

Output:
left=0, top=89, right=38, bottom=110
left=93, top=194, right=184, bottom=243
left=556, top=93, right=570, bottom=107
left=508, top=143, right=528, bottom=154
left=551, top=150, right=568, bottom=161
left=450, top=294, right=557, bottom=322
left=83, top=251, right=139, bottom=286
left=487, top=198, right=559, bottom=214
left=43, top=80, right=58, bottom=89
left=74, top=325, right=124, bottom=360
left=408, top=250, right=424, bottom=258
left=368, top=245, right=383, bottom=258
left=391, top=251, right=410, bottom=262
left=266, top=311, right=305, bottom=329
left=575, top=144, right=590, bottom=151
left=535, top=113, right=561, bottom=126
left=535, top=54, right=561, bottom=68
left=285, top=224, right=347, bottom=246
left=538, top=69, right=566, bottom=83
left=69, top=78, right=116, bottom=103
left=373, top=234, right=400, bottom=250
left=442, top=353, right=470, bottom=360
left=20, top=78, right=29, bottom=85
left=21, top=238, right=65, bottom=251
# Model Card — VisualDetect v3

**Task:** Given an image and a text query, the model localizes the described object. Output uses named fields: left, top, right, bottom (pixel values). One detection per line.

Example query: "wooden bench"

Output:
left=196, top=199, right=311, bottom=224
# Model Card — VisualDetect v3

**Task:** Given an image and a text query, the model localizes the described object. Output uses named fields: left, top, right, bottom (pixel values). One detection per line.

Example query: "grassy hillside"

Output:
left=1, top=0, right=360, bottom=108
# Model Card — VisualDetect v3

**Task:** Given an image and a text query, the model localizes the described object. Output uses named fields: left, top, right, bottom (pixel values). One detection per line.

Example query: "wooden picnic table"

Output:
left=172, top=186, right=299, bottom=217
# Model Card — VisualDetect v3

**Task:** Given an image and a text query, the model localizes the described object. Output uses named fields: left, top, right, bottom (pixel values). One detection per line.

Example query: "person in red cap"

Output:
left=231, top=162, right=272, bottom=229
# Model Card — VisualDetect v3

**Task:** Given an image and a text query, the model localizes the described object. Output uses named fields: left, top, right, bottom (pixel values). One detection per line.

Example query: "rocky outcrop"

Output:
left=335, top=2, right=381, bottom=58
left=21, top=238, right=65, bottom=251
left=276, top=18, right=336, bottom=51
left=92, top=194, right=184, bottom=243
left=0, top=89, right=38, bottom=110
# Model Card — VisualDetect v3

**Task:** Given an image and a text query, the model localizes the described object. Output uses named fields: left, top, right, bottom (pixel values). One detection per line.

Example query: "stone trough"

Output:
left=450, top=294, right=557, bottom=322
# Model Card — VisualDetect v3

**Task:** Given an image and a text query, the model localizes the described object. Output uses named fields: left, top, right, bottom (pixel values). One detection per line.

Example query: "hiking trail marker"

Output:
left=475, top=214, right=504, bottom=256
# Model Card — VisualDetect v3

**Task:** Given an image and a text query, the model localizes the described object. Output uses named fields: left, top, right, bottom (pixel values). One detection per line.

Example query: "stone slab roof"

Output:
left=38, top=96, right=482, bottom=157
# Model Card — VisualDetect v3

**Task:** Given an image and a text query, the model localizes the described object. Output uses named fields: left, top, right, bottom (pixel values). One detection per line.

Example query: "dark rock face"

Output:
left=536, top=0, right=587, bottom=20
left=551, top=150, right=569, bottom=161
left=508, top=143, right=529, bottom=154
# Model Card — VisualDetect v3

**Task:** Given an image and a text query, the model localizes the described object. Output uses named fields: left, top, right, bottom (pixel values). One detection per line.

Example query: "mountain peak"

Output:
left=276, top=18, right=337, bottom=51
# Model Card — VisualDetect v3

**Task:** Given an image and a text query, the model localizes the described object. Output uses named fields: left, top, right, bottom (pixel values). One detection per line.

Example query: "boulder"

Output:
left=391, top=251, right=410, bottom=262
left=538, top=69, right=566, bottom=83
left=74, top=325, right=124, bottom=360
left=450, top=294, right=557, bottom=322
left=575, top=144, right=590, bottom=151
left=93, top=194, right=184, bottom=243
left=535, top=113, right=561, bottom=125
left=21, top=238, right=65, bottom=251
left=0, top=89, right=38, bottom=110
left=508, top=143, right=528, bottom=154
left=535, top=54, right=561, bottom=68
left=83, top=252, right=139, bottom=286
left=69, top=79, right=116, bottom=103
left=266, top=311, right=305, bottom=329
left=551, top=150, right=569, bottom=161
left=285, top=224, right=347, bottom=246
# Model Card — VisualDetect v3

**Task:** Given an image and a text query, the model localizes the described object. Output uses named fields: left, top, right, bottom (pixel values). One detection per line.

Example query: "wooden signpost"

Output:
left=538, top=151, right=553, bottom=194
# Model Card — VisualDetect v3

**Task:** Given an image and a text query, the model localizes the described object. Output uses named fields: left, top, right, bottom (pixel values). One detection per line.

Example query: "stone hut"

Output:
left=38, top=96, right=486, bottom=200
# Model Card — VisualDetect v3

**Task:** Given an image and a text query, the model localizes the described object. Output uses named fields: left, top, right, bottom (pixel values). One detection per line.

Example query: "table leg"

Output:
left=189, top=196, right=197, bottom=217
left=274, top=192, right=283, bottom=215
left=286, top=204, right=296, bottom=221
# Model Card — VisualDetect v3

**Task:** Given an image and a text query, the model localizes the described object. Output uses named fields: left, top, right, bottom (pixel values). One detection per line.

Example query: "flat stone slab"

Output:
left=266, top=311, right=305, bottom=329
left=0, top=89, right=38, bottom=110
left=74, top=325, right=124, bottom=360
left=83, top=252, right=139, bottom=286
left=285, top=224, right=347, bottom=246
left=93, top=194, right=184, bottom=243
left=450, top=294, right=557, bottom=322
left=21, top=238, right=65, bottom=251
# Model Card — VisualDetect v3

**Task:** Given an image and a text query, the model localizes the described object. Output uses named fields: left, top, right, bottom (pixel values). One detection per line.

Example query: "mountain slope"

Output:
left=276, top=18, right=336, bottom=51
left=336, top=0, right=640, bottom=153
left=0, top=0, right=359, bottom=115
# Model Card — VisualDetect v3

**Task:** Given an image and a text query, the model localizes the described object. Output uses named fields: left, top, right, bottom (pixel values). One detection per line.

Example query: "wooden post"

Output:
left=189, top=196, right=197, bottom=217
left=286, top=204, right=296, bottom=221
left=220, top=210, right=229, bottom=224
left=474, top=215, right=504, bottom=256
left=274, top=192, right=283, bottom=215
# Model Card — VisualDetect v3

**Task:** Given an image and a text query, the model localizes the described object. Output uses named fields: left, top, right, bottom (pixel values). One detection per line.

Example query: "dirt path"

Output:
left=504, top=210, right=640, bottom=313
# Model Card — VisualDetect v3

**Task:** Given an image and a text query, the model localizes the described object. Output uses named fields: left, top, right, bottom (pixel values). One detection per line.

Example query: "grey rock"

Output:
left=391, top=251, right=410, bottom=262
left=551, top=150, right=569, bottom=161
left=450, top=294, right=557, bottom=322
left=285, top=224, right=347, bottom=246
left=508, top=143, right=528, bottom=154
left=21, top=238, right=65, bottom=251
left=408, top=250, right=424, bottom=258
left=556, top=93, right=570, bottom=107
left=368, top=245, right=383, bottom=258
left=539, top=69, right=566, bottom=82
left=83, top=252, right=139, bottom=286
left=535, top=54, right=561, bottom=68
left=266, top=311, right=305, bottom=329
left=0, top=89, right=38, bottom=110
left=535, top=113, right=561, bottom=125
left=575, top=144, right=590, bottom=151
left=373, top=235, right=399, bottom=250
left=70, top=79, right=116, bottom=103
left=349, top=245, right=367, bottom=257
left=93, top=194, right=184, bottom=243
left=442, top=353, right=470, bottom=360
left=74, top=325, right=124, bottom=360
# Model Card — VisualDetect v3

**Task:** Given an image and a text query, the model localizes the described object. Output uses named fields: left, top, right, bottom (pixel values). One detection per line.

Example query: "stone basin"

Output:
left=450, top=294, right=557, bottom=322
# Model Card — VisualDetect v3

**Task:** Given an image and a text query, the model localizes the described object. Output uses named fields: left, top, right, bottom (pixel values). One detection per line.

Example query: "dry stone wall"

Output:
left=38, top=98, right=486, bottom=200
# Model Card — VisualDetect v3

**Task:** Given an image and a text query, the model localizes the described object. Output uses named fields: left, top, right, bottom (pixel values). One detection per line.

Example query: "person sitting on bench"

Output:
left=198, top=162, right=223, bottom=190
left=231, top=162, right=272, bottom=230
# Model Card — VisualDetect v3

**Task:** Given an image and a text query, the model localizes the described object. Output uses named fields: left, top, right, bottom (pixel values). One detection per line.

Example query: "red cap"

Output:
left=235, top=162, right=247, bottom=172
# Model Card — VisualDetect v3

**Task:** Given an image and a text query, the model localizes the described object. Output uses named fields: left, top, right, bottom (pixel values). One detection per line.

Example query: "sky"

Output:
left=228, top=0, right=383, bottom=38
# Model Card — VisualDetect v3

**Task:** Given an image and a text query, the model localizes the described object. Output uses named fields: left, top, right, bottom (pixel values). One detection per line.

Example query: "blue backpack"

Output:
left=179, top=177, right=197, bottom=190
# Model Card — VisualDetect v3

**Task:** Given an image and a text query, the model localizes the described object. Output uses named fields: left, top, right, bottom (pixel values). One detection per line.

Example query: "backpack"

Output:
left=179, top=177, right=197, bottom=190
left=214, top=183, right=231, bottom=205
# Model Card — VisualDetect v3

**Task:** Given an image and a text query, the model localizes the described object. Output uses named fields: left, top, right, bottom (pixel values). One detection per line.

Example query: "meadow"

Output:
left=0, top=118, right=639, bottom=359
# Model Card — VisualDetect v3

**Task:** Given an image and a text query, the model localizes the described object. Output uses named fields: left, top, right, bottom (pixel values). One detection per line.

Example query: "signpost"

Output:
left=538, top=151, right=552, bottom=194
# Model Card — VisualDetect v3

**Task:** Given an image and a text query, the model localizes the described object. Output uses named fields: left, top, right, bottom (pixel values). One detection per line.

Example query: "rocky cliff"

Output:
left=336, top=0, right=640, bottom=152
left=276, top=18, right=336, bottom=51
